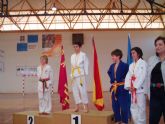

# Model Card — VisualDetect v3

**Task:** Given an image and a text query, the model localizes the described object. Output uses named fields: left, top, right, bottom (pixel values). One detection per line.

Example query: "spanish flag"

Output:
left=92, top=37, right=104, bottom=111
left=58, top=45, right=70, bottom=110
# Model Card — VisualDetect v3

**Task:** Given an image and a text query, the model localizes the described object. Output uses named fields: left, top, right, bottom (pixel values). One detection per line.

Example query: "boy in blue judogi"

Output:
left=107, top=49, right=129, bottom=124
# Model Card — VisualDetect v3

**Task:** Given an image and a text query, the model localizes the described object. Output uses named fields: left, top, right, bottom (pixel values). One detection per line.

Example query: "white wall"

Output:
left=0, top=30, right=164, bottom=93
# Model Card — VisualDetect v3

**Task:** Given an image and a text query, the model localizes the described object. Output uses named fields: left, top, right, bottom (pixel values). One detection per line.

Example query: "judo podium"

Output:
left=13, top=38, right=115, bottom=124
left=13, top=110, right=114, bottom=124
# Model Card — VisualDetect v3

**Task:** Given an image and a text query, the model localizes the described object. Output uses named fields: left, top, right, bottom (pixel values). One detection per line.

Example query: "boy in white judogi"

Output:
left=125, top=47, right=147, bottom=124
left=71, top=39, right=89, bottom=113
left=37, top=55, right=53, bottom=114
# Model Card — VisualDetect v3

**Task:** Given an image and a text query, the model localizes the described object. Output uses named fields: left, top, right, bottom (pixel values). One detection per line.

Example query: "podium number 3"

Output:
left=27, top=115, right=34, bottom=124
left=71, top=114, right=81, bottom=124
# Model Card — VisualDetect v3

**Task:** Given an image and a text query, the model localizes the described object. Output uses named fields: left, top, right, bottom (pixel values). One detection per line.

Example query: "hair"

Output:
left=72, top=40, right=84, bottom=47
left=154, top=36, right=165, bottom=56
left=154, top=36, right=165, bottom=46
left=131, top=47, right=143, bottom=59
left=40, top=55, right=48, bottom=64
left=111, top=49, right=123, bottom=59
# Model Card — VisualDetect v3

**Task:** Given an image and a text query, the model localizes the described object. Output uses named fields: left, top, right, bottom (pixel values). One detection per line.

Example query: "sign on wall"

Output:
left=17, top=35, right=38, bottom=52
left=28, top=35, right=38, bottom=50
left=16, top=66, right=37, bottom=77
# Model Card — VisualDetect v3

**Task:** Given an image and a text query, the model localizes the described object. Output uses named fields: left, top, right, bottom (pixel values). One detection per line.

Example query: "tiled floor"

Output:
left=0, top=92, right=164, bottom=124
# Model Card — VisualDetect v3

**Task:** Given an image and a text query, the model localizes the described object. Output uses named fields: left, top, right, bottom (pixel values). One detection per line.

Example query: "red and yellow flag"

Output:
left=92, top=37, right=104, bottom=111
left=58, top=45, right=69, bottom=110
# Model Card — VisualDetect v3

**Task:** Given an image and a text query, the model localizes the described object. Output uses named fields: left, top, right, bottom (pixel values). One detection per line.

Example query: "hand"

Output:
left=145, top=94, right=150, bottom=105
left=129, top=88, right=133, bottom=92
left=129, top=87, right=136, bottom=92
left=145, top=94, right=150, bottom=101
left=39, top=78, right=43, bottom=82
left=69, top=78, right=74, bottom=86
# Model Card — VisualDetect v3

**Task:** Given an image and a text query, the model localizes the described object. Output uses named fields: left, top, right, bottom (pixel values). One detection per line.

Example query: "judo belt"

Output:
left=151, top=83, right=164, bottom=88
left=131, top=75, right=137, bottom=104
left=39, top=78, right=50, bottom=94
left=71, top=66, right=83, bottom=86
left=110, top=82, right=124, bottom=100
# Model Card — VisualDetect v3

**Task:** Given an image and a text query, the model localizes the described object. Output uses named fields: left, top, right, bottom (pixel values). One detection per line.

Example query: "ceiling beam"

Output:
left=0, top=11, right=165, bottom=17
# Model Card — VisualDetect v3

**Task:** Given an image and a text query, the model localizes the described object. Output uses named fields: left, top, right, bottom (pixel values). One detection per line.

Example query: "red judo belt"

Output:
left=110, top=82, right=124, bottom=100
left=39, top=78, right=50, bottom=94
left=131, top=75, right=137, bottom=104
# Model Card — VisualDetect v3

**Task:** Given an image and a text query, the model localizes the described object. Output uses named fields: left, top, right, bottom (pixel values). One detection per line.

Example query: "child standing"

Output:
left=71, top=39, right=89, bottom=113
left=37, top=55, right=53, bottom=114
left=108, top=49, right=129, bottom=124
left=125, top=47, right=147, bottom=124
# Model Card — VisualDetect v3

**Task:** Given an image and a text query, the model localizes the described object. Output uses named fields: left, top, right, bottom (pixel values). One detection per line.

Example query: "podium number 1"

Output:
left=71, top=114, right=81, bottom=124
left=27, top=115, right=34, bottom=124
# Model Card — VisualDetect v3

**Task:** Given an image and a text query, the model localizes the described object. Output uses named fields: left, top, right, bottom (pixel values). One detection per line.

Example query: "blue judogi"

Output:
left=107, top=61, right=129, bottom=123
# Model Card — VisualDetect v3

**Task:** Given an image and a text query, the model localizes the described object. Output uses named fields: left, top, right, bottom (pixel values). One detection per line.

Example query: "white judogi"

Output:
left=37, top=64, right=53, bottom=113
left=71, top=51, right=89, bottom=104
left=125, top=58, right=147, bottom=124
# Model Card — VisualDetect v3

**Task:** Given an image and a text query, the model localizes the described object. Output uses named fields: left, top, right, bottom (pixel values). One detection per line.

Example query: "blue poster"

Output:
left=17, top=43, right=27, bottom=51
left=28, top=35, right=38, bottom=43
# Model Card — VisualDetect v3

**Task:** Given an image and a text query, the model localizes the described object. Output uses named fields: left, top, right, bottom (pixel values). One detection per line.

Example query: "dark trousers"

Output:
left=112, top=89, right=129, bottom=123
left=149, top=96, right=165, bottom=124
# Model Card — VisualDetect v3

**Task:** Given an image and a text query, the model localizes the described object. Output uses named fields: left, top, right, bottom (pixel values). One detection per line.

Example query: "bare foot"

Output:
left=73, top=104, right=80, bottom=112
left=115, top=122, right=121, bottom=124
left=83, top=109, right=89, bottom=113
left=39, top=112, right=43, bottom=115
left=83, top=104, right=89, bottom=113
left=73, top=108, right=79, bottom=112
left=42, top=112, right=50, bottom=115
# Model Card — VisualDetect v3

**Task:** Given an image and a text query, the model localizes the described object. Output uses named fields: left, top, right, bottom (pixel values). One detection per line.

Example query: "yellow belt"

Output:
left=71, top=66, right=83, bottom=86
left=110, top=82, right=124, bottom=100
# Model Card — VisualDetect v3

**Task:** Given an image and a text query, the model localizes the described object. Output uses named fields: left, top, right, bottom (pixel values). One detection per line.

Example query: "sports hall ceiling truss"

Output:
left=0, top=0, right=165, bottom=31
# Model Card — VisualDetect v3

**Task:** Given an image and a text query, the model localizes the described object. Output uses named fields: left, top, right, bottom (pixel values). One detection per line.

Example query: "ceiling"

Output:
left=0, top=0, right=164, bottom=31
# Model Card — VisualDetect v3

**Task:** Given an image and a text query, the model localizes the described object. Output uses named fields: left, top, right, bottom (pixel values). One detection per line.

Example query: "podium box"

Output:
left=13, top=110, right=114, bottom=124
left=13, top=111, right=54, bottom=124
left=54, top=109, right=114, bottom=124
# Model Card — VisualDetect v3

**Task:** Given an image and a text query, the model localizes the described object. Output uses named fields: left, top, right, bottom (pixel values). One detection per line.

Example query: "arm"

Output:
left=84, top=54, right=89, bottom=75
left=134, top=62, right=147, bottom=90
left=37, top=66, right=41, bottom=80
left=107, top=66, right=111, bottom=78
left=70, top=55, right=74, bottom=79
left=124, top=65, right=132, bottom=90
left=145, top=58, right=153, bottom=99
left=145, top=66, right=150, bottom=96
left=49, top=67, right=53, bottom=85
left=124, top=64, right=129, bottom=77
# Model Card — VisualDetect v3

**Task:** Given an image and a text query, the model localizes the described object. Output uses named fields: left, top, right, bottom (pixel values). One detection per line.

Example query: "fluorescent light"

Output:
left=52, top=3, right=57, bottom=11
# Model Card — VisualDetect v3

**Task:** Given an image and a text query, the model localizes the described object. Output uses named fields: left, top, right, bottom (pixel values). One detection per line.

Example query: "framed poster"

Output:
left=42, top=34, right=55, bottom=49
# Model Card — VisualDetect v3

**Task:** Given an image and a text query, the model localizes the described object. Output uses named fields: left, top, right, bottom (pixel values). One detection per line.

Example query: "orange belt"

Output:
left=110, top=82, right=124, bottom=100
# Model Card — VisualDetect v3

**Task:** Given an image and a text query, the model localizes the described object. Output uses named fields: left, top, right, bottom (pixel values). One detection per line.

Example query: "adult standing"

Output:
left=146, top=36, right=165, bottom=124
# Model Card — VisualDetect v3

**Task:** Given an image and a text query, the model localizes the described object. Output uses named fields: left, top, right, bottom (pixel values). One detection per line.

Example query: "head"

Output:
left=40, top=55, right=48, bottom=65
left=111, top=49, right=123, bottom=63
left=72, top=40, right=84, bottom=54
left=154, top=36, right=165, bottom=56
left=131, top=47, right=143, bottom=62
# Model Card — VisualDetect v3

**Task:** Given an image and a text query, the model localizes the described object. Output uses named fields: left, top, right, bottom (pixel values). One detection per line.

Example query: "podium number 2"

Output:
left=27, top=115, right=34, bottom=124
left=71, top=114, right=81, bottom=124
